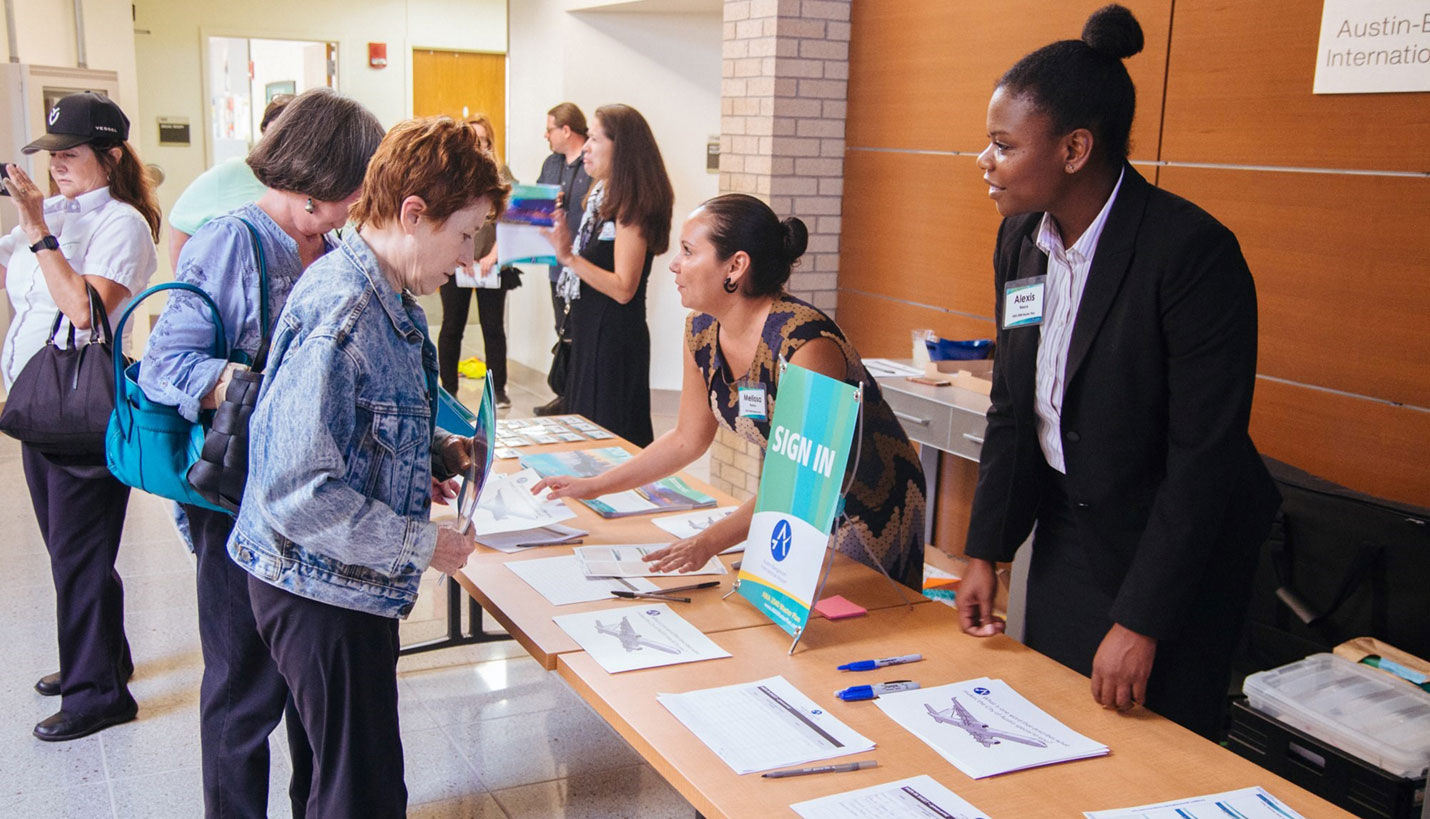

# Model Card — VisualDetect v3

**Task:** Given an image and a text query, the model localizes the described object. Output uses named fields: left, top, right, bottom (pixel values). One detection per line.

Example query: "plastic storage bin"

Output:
left=1243, top=653, right=1430, bottom=779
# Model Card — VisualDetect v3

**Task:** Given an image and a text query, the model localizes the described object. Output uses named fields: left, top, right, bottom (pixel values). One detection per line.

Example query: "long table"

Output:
left=449, top=433, right=1353, bottom=818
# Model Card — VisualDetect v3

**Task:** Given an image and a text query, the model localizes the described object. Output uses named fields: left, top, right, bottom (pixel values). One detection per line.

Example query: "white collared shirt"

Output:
left=1, top=186, right=157, bottom=391
left=1033, top=167, right=1125, bottom=474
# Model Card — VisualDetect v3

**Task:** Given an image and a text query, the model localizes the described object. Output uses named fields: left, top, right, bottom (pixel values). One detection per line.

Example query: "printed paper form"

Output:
left=574, top=544, right=728, bottom=578
left=792, top=775, right=990, bottom=819
left=657, top=675, right=875, bottom=775
left=1083, top=786, right=1308, bottom=819
left=552, top=603, right=731, bottom=674
left=467, top=468, right=577, bottom=536
left=500, top=555, right=658, bottom=606
left=651, top=507, right=745, bottom=553
left=874, top=677, right=1107, bottom=779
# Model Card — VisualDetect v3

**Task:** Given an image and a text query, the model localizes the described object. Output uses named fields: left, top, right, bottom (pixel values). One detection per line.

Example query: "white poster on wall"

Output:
left=1314, top=0, right=1430, bottom=94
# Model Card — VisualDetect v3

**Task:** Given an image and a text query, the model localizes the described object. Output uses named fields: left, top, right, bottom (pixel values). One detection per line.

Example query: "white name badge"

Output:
left=598, top=222, right=617, bottom=241
left=1003, top=275, right=1046, bottom=328
left=738, top=385, right=767, bottom=420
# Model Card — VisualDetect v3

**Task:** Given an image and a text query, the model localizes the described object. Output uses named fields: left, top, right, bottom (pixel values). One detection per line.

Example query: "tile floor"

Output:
left=0, top=340, right=706, bottom=818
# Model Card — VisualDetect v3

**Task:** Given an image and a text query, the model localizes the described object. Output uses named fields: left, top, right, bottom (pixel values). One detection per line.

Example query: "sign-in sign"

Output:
left=1314, top=0, right=1430, bottom=94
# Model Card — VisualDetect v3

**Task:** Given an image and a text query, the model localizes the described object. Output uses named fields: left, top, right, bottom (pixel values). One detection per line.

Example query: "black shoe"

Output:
left=36, top=663, right=133, bottom=697
left=34, top=672, right=61, bottom=697
left=494, top=390, right=512, bottom=410
left=533, top=396, right=566, bottom=417
left=34, top=702, right=138, bottom=742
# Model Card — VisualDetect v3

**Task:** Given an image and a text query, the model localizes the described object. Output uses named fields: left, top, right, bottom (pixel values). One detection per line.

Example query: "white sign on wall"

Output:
left=1314, top=0, right=1430, bottom=94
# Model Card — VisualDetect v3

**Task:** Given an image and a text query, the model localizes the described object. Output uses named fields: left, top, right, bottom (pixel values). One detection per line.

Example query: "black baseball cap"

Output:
left=21, top=91, right=130, bottom=154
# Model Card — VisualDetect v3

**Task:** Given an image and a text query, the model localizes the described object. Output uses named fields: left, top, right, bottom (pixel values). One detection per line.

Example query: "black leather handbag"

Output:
left=185, top=218, right=269, bottom=514
left=546, top=301, right=572, bottom=396
left=0, top=284, right=117, bottom=457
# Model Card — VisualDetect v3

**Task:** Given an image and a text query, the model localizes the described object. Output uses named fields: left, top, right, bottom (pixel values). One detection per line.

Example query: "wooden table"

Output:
left=556, top=602, right=1354, bottom=819
left=450, top=435, right=925, bottom=669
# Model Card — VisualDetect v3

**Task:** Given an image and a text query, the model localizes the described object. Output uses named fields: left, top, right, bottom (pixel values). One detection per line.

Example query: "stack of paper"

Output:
left=522, top=448, right=717, bottom=518
left=1083, top=786, right=1307, bottom=819
left=475, top=523, right=586, bottom=553
left=552, top=603, right=731, bottom=673
left=502, top=555, right=658, bottom=606
left=659, top=675, right=876, bottom=774
left=874, top=678, right=1108, bottom=778
left=791, top=775, right=989, bottom=819
left=574, top=544, right=727, bottom=578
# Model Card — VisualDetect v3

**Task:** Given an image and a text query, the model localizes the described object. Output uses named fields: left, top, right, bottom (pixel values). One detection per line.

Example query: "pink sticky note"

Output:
left=814, top=595, right=867, bottom=620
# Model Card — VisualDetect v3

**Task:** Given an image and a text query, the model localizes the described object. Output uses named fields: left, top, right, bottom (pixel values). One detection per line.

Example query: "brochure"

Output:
left=522, top=447, right=717, bottom=518
left=874, top=678, right=1108, bottom=779
left=552, top=603, right=731, bottom=673
left=496, top=183, right=561, bottom=266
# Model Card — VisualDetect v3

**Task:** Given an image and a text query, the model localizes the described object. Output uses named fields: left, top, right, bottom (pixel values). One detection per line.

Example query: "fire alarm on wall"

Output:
left=368, top=43, right=388, bottom=69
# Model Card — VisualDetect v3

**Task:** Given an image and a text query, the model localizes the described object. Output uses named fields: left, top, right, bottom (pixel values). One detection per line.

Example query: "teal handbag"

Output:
left=105, top=282, right=229, bottom=513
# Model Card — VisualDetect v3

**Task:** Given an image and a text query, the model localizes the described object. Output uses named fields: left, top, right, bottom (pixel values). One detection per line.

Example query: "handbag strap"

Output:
left=233, top=217, right=272, bottom=373
left=111, top=282, right=227, bottom=429
left=45, top=283, right=116, bottom=349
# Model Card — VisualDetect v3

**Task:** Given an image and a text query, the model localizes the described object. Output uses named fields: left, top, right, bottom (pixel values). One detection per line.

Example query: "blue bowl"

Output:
left=926, top=338, right=993, bottom=361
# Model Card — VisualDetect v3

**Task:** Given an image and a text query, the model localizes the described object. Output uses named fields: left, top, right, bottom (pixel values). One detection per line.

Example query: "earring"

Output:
left=723, top=277, right=738, bottom=293
left=305, top=197, right=315, bottom=214
left=1065, top=164, right=1075, bottom=173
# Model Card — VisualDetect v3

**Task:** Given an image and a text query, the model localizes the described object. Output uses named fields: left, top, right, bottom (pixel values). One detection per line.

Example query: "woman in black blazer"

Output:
left=957, top=4, right=1280, bottom=740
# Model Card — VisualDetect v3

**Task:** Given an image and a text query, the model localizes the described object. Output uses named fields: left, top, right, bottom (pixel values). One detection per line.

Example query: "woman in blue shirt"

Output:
left=231, top=117, right=506, bottom=817
left=139, top=88, right=383, bottom=817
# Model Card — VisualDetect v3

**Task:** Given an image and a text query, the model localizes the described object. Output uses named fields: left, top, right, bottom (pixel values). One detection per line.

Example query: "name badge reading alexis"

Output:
left=738, top=384, right=768, bottom=420
left=1003, top=275, right=1046, bottom=328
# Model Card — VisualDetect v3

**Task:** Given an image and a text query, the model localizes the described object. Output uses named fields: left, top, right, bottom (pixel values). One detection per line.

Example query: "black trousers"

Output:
left=437, top=278, right=507, bottom=395
left=21, top=445, right=134, bottom=717
left=250, top=577, right=406, bottom=819
left=1023, top=467, right=1248, bottom=740
left=187, top=504, right=312, bottom=818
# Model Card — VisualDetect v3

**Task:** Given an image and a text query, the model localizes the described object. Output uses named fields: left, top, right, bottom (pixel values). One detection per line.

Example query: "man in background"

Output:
left=533, top=101, right=591, bottom=416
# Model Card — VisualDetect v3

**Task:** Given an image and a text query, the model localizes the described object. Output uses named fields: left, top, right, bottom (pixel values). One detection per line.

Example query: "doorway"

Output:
left=206, top=37, right=337, bottom=165
left=412, top=49, right=507, bottom=162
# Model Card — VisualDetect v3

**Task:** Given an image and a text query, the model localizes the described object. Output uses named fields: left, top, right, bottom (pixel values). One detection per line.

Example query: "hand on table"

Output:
left=430, top=523, right=476, bottom=574
left=643, top=536, right=718, bottom=574
left=956, top=558, right=1006, bottom=638
left=1091, top=622, right=1157, bottom=712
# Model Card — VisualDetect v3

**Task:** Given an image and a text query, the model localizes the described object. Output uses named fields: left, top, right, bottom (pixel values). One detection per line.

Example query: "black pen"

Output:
left=610, top=591, right=691, bottom=603
left=762, top=760, right=877, bottom=778
left=653, top=580, right=720, bottom=594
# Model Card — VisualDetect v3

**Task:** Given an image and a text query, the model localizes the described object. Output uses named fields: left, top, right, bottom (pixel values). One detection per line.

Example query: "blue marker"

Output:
left=837, top=653, right=922, bottom=672
left=835, top=681, right=920, bottom=701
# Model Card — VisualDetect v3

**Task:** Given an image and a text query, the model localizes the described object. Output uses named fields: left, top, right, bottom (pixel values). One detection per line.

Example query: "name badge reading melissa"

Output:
left=1003, top=275, right=1046, bottom=328
left=738, top=385, right=768, bottom=420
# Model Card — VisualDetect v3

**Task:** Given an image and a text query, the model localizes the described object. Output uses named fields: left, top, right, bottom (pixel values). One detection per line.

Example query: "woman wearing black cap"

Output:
left=955, top=5, right=1279, bottom=739
left=1, top=92, right=161, bottom=740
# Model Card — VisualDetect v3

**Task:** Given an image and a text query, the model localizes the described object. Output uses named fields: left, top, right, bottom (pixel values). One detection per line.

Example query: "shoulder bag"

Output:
left=0, top=284, right=118, bottom=457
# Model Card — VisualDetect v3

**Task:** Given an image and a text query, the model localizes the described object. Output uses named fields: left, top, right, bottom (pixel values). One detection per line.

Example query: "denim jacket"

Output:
left=140, top=204, right=319, bottom=422
left=229, top=231, right=440, bottom=619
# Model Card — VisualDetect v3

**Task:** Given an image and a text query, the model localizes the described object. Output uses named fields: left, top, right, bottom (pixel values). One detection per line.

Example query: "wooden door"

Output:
left=412, top=50, right=507, bottom=162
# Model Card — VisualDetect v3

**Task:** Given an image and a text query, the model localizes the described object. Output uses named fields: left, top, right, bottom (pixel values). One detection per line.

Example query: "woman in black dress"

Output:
left=542, top=104, right=673, bottom=446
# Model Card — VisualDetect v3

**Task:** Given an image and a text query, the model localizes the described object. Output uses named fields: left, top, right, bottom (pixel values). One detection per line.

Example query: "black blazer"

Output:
left=965, top=164, right=1280, bottom=642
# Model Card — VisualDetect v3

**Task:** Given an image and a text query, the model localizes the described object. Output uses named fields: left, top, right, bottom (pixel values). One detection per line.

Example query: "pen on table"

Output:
left=837, top=653, right=922, bottom=672
left=835, top=680, right=920, bottom=701
left=653, top=580, right=721, bottom=594
left=762, top=760, right=877, bottom=779
left=610, top=591, right=691, bottom=603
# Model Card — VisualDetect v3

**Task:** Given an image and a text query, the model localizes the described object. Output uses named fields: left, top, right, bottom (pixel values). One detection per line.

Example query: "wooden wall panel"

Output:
left=932, top=453, right=981, bottom=557
left=846, top=0, right=1171, bottom=156
left=1160, top=167, right=1430, bottom=408
left=1251, top=378, right=1430, bottom=507
left=840, top=150, right=1000, bottom=316
left=836, top=289, right=995, bottom=360
left=1162, top=0, right=1430, bottom=171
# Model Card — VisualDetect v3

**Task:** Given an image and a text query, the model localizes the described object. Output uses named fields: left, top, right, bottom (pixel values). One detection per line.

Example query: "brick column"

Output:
left=710, top=0, right=850, bottom=501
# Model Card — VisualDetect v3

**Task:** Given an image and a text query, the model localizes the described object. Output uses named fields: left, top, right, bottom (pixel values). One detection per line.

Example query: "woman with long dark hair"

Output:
left=1, top=92, right=160, bottom=741
left=956, top=4, right=1279, bottom=739
left=542, top=103, right=673, bottom=446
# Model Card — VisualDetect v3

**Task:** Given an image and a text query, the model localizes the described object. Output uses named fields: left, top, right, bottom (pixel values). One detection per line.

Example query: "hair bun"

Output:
left=1082, top=4, right=1143, bottom=60
left=780, top=217, right=809, bottom=264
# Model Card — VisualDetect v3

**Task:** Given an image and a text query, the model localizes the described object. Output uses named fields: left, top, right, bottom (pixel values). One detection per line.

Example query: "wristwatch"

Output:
left=29, top=235, right=59, bottom=253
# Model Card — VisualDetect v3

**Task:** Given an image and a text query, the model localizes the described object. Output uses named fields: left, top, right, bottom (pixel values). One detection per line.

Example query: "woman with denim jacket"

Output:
left=139, top=88, right=383, bottom=817
left=230, top=117, right=507, bottom=817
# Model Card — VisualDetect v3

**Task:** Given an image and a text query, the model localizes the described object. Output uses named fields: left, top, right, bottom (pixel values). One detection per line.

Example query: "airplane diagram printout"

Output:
left=551, top=603, right=731, bottom=673
left=501, top=555, right=659, bottom=606
left=791, top=775, right=990, bottom=819
left=874, top=678, right=1108, bottom=778
left=658, top=675, right=876, bottom=775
